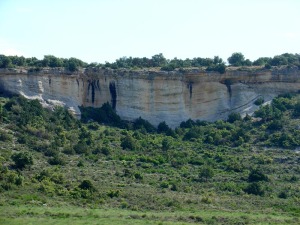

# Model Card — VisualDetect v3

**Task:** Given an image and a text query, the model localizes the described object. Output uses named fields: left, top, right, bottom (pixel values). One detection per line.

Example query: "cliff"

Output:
left=0, top=67, right=300, bottom=127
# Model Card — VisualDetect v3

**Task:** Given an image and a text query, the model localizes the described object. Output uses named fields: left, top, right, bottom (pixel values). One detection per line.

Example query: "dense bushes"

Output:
left=1, top=93, right=300, bottom=214
left=11, top=152, right=33, bottom=170
left=2, top=53, right=298, bottom=73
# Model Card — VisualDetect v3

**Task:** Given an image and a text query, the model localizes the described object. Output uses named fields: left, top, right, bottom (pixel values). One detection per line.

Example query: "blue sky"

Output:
left=0, top=0, right=299, bottom=63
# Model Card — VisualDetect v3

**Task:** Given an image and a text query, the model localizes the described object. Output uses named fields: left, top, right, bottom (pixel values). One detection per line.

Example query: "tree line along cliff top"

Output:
left=0, top=52, right=299, bottom=74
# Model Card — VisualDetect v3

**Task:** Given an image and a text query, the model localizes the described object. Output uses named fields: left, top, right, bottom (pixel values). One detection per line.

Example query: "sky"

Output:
left=0, top=0, right=299, bottom=63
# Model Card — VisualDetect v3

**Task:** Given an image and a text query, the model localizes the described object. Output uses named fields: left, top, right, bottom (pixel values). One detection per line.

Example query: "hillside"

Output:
left=1, top=93, right=300, bottom=224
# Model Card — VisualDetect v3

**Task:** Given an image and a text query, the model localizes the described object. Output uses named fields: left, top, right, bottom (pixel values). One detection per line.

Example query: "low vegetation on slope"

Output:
left=0, top=94, right=300, bottom=224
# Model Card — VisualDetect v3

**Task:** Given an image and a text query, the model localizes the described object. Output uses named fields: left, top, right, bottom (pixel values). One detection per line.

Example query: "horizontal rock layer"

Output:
left=0, top=67, right=299, bottom=127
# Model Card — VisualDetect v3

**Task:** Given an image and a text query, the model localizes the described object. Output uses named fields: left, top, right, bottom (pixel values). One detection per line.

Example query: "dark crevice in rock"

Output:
left=109, top=81, right=117, bottom=110
left=188, top=82, right=193, bottom=99
left=224, top=79, right=233, bottom=99
left=91, top=81, right=95, bottom=104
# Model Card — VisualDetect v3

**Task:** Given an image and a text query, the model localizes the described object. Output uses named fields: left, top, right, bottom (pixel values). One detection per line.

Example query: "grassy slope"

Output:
left=0, top=94, right=300, bottom=224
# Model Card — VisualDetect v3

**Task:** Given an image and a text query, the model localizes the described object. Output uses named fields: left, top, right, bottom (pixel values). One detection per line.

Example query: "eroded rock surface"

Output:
left=0, top=67, right=299, bottom=127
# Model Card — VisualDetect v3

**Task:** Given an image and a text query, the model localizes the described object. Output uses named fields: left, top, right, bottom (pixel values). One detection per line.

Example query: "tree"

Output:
left=227, top=52, right=245, bottom=66
left=157, top=121, right=171, bottom=134
left=213, top=56, right=223, bottom=64
left=244, top=182, right=265, bottom=196
left=227, top=112, right=242, bottom=123
left=253, top=57, right=271, bottom=66
left=0, top=55, right=12, bottom=68
left=151, top=53, right=167, bottom=67
left=121, top=134, right=137, bottom=150
left=248, top=169, right=269, bottom=182
left=11, top=152, right=33, bottom=170
left=161, top=138, right=171, bottom=151
left=270, top=55, right=288, bottom=66
left=78, top=179, right=95, bottom=191
left=43, top=55, right=63, bottom=67
left=199, top=166, right=214, bottom=181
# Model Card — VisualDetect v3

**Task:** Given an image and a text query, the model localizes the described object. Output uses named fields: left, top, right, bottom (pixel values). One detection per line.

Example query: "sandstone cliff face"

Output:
left=0, top=67, right=299, bottom=127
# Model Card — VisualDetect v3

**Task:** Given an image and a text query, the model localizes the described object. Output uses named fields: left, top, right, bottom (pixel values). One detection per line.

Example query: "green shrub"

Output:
left=244, top=182, right=265, bottom=196
left=254, top=97, right=264, bottom=106
left=0, top=130, right=12, bottom=142
left=278, top=191, right=288, bottom=199
left=227, top=112, right=242, bottom=123
left=199, top=166, right=214, bottom=182
left=107, top=190, right=120, bottom=198
left=78, top=179, right=95, bottom=191
left=161, top=138, right=171, bottom=151
left=121, top=135, right=137, bottom=151
left=160, top=181, right=169, bottom=188
left=11, top=152, right=33, bottom=170
left=48, top=154, right=66, bottom=166
left=133, top=117, right=156, bottom=133
left=157, top=121, right=171, bottom=134
left=248, top=169, right=269, bottom=182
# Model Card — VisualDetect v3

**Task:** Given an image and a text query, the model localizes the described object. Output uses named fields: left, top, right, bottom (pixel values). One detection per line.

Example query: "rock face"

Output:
left=0, top=67, right=300, bottom=127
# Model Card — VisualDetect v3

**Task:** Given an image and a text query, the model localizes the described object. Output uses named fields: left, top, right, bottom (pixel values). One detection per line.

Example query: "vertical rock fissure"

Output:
left=87, top=80, right=96, bottom=104
left=189, top=82, right=193, bottom=99
left=91, top=81, right=95, bottom=104
left=224, top=79, right=232, bottom=99
left=109, top=81, right=117, bottom=110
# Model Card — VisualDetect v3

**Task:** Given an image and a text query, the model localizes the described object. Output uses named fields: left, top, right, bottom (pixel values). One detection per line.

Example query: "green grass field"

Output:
left=1, top=205, right=299, bottom=225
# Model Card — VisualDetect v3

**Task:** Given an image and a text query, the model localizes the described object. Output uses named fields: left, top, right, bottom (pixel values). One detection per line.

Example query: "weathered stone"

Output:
left=0, top=67, right=299, bottom=127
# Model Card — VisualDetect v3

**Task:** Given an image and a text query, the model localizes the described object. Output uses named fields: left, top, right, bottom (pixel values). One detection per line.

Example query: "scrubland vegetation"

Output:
left=1, top=93, right=300, bottom=224
left=1, top=52, right=300, bottom=74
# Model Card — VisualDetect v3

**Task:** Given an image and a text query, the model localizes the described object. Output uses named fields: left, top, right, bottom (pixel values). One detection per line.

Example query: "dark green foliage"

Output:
left=244, top=182, right=265, bottom=196
left=253, top=57, right=271, bottom=66
left=0, top=130, right=12, bottom=142
left=0, top=55, right=12, bottom=68
left=267, top=119, right=283, bottom=130
left=206, top=63, right=226, bottom=74
left=278, top=191, right=288, bottom=199
left=293, top=102, right=300, bottom=117
left=157, top=121, right=170, bottom=133
left=161, top=63, right=176, bottom=71
left=180, top=119, right=196, bottom=128
left=227, top=112, right=242, bottom=123
left=133, top=117, right=156, bottom=133
left=48, top=154, right=66, bottom=166
left=264, top=64, right=272, bottom=69
left=74, top=142, right=89, bottom=154
left=11, top=152, right=33, bottom=170
left=254, top=97, right=264, bottom=106
left=228, top=52, right=249, bottom=66
left=107, top=190, right=120, bottom=198
left=161, top=138, right=171, bottom=151
left=1, top=52, right=299, bottom=73
left=227, top=52, right=252, bottom=66
left=78, top=179, right=95, bottom=191
left=199, top=166, right=214, bottom=181
left=80, top=103, right=124, bottom=128
left=42, top=55, right=63, bottom=67
left=254, top=105, right=282, bottom=122
left=248, top=169, right=269, bottom=182
left=121, top=134, right=137, bottom=150
left=183, top=127, right=200, bottom=140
